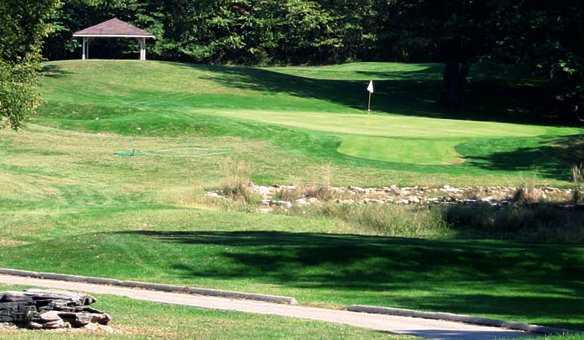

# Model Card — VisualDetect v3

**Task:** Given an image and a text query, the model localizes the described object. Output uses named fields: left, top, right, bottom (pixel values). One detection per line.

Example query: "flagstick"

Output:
left=366, top=80, right=374, bottom=113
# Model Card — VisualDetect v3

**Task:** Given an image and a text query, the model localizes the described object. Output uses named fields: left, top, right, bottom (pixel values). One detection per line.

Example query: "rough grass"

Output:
left=287, top=203, right=450, bottom=238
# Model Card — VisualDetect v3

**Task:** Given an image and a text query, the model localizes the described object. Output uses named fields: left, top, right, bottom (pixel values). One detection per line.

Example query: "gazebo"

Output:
left=72, top=18, right=155, bottom=61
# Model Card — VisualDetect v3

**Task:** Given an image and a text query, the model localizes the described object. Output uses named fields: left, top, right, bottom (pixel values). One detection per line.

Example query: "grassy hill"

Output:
left=38, top=60, right=583, bottom=185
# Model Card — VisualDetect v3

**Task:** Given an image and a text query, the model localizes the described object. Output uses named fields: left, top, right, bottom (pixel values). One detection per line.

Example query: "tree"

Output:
left=387, top=1, right=500, bottom=110
left=0, top=0, right=61, bottom=129
left=388, top=0, right=584, bottom=115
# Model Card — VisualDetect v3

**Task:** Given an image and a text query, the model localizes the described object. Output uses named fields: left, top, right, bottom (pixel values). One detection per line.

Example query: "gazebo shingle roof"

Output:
left=73, top=18, right=155, bottom=38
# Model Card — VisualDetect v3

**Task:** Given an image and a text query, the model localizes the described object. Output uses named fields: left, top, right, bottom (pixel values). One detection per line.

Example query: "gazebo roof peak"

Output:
left=73, top=18, right=155, bottom=38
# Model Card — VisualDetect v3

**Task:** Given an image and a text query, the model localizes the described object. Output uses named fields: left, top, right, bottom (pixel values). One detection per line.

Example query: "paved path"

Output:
left=0, top=274, right=525, bottom=339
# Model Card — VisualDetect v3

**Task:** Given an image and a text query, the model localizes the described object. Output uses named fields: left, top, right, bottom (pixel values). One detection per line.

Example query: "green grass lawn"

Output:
left=0, top=287, right=397, bottom=339
left=0, top=125, right=582, bottom=330
left=0, top=60, right=582, bottom=333
left=37, top=60, right=583, bottom=186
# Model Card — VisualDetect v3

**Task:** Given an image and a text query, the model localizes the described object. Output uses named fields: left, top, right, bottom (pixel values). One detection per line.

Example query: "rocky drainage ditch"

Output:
left=208, top=184, right=582, bottom=212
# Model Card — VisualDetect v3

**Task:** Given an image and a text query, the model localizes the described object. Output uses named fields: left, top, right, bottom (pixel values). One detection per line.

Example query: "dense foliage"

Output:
left=42, top=0, right=584, bottom=117
left=0, top=0, right=60, bottom=129
left=390, top=0, right=584, bottom=111
left=44, top=0, right=389, bottom=64
left=1, top=0, right=583, bottom=123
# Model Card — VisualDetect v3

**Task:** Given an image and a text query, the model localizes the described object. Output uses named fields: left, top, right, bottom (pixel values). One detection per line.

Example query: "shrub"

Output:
left=573, top=188, right=584, bottom=204
left=220, top=160, right=261, bottom=205
left=443, top=203, right=584, bottom=242
left=572, top=163, right=584, bottom=183
left=273, top=187, right=304, bottom=202
left=511, top=185, right=544, bottom=204
left=0, top=1, right=60, bottom=129
left=0, top=59, right=41, bottom=129
left=290, top=201, right=584, bottom=242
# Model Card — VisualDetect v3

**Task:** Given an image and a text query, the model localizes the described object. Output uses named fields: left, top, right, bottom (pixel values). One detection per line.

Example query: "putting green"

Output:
left=194, top=108, right=574, bottom=164
left=338, top=136, right=462, bottom=165
left=198, top=109, right=559, bottom=139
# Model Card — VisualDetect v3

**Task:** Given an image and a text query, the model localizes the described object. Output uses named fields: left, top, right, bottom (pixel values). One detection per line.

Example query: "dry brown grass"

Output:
left=0, top=239, right=28, bottom=247
left=511, top=184, right=545, bottom=204
left=219, top=159, right=261, bottom=205
left=572, top=163, right=584, bottom=183
left=272, top=187, right=304, bottom=202
left=303, top=185, right=341, bottom=201
left=288, top=202, right=449, bottom=238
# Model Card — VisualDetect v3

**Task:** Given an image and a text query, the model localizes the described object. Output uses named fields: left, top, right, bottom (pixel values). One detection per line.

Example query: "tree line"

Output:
left=45, top=0, right=396, bottom=65
left=2, top=0, right=584, bottom=128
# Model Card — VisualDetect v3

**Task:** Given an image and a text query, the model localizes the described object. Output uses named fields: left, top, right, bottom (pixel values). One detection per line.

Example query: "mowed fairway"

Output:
left=0, top=60, right=583, bottom=332
left=38, top=60, right=583, bottom=185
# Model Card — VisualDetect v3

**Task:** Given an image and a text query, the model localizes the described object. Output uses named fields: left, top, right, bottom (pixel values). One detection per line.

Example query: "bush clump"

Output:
left=220, top=160, right=262, bottom=205
left=289, top=203, right=449, bottom=238
left=443, top=203, right=584, bottom=242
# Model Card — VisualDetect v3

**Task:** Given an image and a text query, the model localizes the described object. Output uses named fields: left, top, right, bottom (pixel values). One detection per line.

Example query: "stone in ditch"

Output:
left=207, top=192, right=221, bottom=198
left=272, top=200, right=292, bottom=208
left=295, top=198, right=308, bottom=206
left=407, top=196, right=420, bottom=203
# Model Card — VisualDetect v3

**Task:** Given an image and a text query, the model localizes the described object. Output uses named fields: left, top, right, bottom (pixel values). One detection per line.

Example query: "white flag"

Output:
left=367, top=80, right=374, bottom=93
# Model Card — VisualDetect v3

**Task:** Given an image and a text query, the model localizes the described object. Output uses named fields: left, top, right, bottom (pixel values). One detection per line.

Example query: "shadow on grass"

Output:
left=172, top=62, right=581, bottom=126
left=41, top=64, right=73, bottom=78
left=195, top=64, right=442, bottom=117
left=116, top=230, right=584, bottom=328
left=354, top=66, right=443, bottom=81
left=460, top=134, right=584, bottom=181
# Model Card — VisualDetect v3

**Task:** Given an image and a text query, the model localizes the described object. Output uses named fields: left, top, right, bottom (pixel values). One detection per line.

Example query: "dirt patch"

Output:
left=114, top=324, right=179, bottom=338
left=0, top=239, right=28, bottom=247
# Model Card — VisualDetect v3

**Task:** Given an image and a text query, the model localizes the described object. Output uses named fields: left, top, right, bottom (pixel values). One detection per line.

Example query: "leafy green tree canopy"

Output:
left=0, top=0, right=61, bottom=129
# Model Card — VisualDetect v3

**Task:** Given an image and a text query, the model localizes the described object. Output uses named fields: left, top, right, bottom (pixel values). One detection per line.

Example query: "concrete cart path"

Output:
left=0, top=274, right=525, bottom=339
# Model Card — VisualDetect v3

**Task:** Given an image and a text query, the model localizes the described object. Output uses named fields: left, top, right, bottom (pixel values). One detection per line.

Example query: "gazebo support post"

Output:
left=139, top=38, right=146, bottom=61
left=82, top=37, right=87, bottom=60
